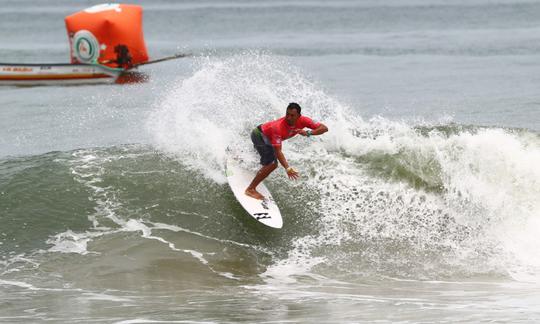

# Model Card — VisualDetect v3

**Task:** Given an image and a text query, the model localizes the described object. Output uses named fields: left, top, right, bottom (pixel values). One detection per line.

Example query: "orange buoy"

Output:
left=65, top=4, right=149, bottom=69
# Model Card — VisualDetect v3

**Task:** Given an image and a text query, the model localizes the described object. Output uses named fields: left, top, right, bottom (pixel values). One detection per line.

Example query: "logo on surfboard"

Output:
left=253, top=213, right=271, bottom=220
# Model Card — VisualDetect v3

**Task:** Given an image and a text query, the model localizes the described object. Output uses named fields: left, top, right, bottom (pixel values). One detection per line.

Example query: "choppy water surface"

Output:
left=1, top=0, right=540, bottom=322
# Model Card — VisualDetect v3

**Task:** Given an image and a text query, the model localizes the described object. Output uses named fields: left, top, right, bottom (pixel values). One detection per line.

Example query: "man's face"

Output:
left=285, top=108, right=300, bottom=126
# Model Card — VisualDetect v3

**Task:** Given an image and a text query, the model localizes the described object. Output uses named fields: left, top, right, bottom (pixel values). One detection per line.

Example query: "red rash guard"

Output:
left=261, top=116, right=321, bottom=148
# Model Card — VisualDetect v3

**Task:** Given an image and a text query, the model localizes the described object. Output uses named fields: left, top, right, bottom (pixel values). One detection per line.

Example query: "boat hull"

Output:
left=0, top=63, right=123, bottom=86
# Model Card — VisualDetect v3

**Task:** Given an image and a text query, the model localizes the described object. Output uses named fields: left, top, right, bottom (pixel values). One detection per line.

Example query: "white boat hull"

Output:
left=0, top=63, right=123, bottom=86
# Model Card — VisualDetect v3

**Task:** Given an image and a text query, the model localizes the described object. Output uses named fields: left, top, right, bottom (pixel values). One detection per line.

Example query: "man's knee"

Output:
left=262, top=161, right=277, bottom=169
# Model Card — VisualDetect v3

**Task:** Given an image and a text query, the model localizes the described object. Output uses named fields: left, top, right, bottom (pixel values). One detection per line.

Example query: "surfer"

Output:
left=245, top=102, right=328, bottom=200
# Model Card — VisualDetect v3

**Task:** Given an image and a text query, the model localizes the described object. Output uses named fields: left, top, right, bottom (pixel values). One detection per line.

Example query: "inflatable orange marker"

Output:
left=65, top=4, right=149, bottom=69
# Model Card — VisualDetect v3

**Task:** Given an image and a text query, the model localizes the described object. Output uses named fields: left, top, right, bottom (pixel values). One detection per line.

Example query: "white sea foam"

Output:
left=114, top=320, right=217, bottom=324
left=48, top=146, right=256, bottom=281
left=148, top=53, right=540, bottom=282
left=50, top=149, right=242, bottom=280
left=0, top=279, right=78, bottom=292
left=0, top=279, right=37, bottom=290
left=77, top=292, right=133, bottom=303
left=122, top=219, right=242, bottom=279
left=47, top=230, right=92, bottom=255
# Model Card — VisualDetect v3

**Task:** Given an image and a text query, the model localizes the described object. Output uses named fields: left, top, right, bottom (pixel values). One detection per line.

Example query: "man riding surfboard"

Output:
left=245, top=103, right=328, bottom=200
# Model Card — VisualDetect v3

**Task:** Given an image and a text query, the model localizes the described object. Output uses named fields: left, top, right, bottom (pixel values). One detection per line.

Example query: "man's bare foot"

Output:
left=245, top=188, right=264, bottom=200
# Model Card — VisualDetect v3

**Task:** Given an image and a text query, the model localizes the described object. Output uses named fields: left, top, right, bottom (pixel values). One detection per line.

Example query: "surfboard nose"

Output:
left=257, top=215, right=283, bottom=229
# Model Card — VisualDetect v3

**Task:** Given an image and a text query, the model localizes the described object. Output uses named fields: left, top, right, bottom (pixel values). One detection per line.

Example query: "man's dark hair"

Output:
left=287, top=102, right=302, bottom=115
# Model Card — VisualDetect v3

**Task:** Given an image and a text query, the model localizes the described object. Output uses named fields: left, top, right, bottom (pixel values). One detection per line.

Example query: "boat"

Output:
left=1, top=3, right=184, bottom=86
left=0, top=63, right=123, bottom=86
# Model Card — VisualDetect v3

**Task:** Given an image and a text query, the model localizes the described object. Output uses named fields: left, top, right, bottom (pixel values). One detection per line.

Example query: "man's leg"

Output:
left=245, top=162, right=278, bottom=200
left=246, top=128, right=277, bottom=200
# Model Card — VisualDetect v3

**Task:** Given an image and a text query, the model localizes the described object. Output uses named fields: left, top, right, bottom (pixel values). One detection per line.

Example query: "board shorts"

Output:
left=251, top=125, right=277, bottom=166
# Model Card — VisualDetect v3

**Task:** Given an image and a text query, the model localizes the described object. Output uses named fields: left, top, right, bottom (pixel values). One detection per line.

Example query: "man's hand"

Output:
left=286, top=167, right=299, bottom=180
left=297, top=129, right=312, bottom=137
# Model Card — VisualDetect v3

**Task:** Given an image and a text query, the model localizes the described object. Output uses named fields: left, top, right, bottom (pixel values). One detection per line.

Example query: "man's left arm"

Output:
left=298, top=123, right=328, bottom=137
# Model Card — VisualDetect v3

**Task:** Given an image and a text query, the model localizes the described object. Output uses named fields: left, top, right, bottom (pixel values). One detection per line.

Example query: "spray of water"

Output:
left=148, top=52, right=540, bottom=282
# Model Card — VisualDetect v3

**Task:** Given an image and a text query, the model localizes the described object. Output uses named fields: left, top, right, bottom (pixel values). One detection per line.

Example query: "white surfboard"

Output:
left=225, top=157, right=283, bottom=229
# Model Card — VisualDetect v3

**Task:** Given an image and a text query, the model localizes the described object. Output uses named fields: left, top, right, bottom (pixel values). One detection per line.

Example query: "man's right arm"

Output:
left=274, top=146, right=299, bottom=180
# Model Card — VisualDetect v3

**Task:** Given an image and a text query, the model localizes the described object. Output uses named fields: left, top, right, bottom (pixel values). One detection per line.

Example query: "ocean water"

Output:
left=1, top=0, right=540, bottom=322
